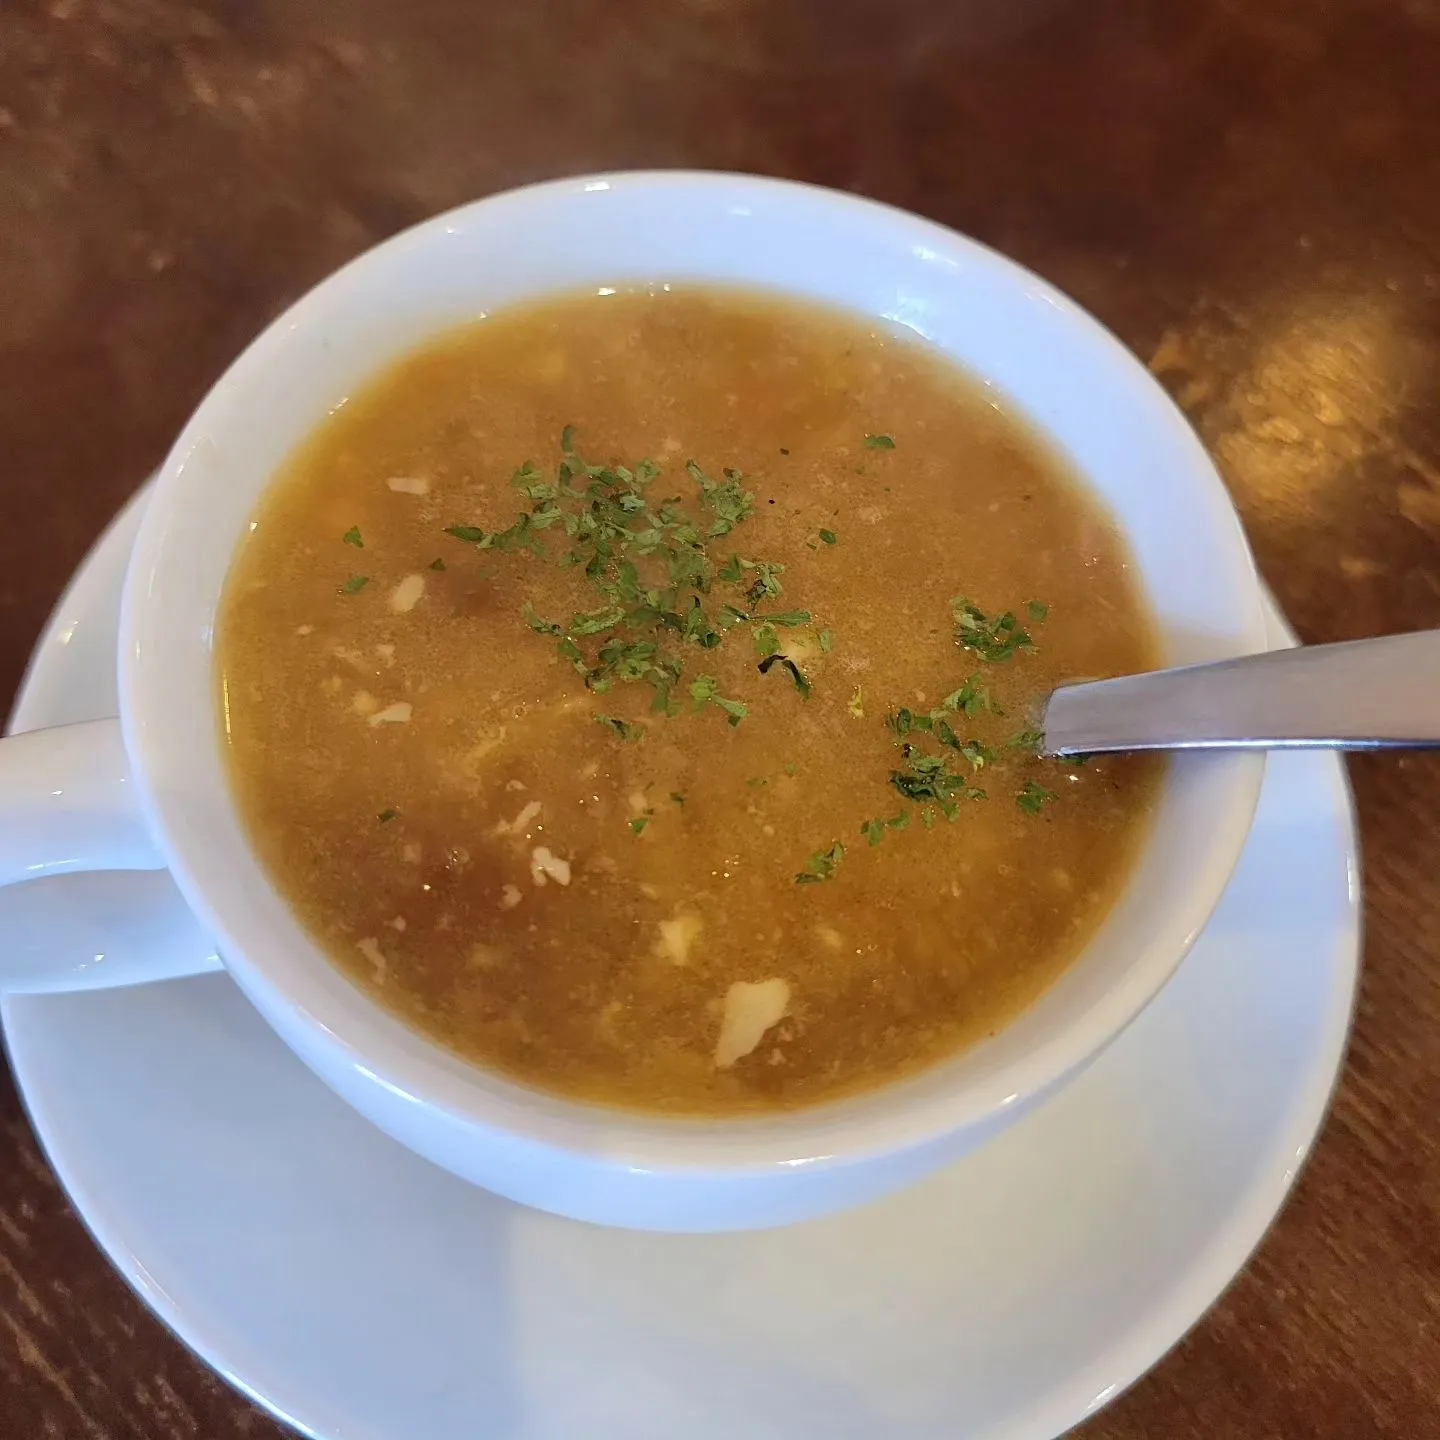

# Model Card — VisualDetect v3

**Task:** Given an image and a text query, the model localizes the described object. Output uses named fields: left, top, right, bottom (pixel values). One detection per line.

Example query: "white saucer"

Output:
left=2, top=487, right=1359, bottom=1440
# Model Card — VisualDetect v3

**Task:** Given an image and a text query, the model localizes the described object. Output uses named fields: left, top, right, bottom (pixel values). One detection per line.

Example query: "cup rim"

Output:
left=119, top=169, right=1268, bottom=1176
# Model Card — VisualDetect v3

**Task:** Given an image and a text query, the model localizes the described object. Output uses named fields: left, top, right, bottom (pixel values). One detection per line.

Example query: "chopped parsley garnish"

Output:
left=741, top=559, right=786, bottom=607
left=885, top=683, right=996, bottom=752
left=339, top=574, right=370, bottom=594
left=687, top=459, right=755, bottom=537
left=889, top=748, right=987, bottom=819
left=871, top=605, right=1064, bottom=834
left=594, top=715, right=645, bottom=742
left=342, top=526, right=364, bottom=548
left=853, top=593, right=1068, bottom=845
left=377, top=807, right=399, bottom=824
left=1017, top=780, right=1056, bottom=815
left=442, top=431, right=827, bottom=726
left=422, top=430, right=1073, bottom=888
left=796, top=841, right=845, bottom=884
left=428, top=557, right=446, bottom=571
left=952, top=597, right=1038, bottom=663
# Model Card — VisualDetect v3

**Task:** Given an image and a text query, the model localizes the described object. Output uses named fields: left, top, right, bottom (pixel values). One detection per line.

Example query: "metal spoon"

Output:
left=1043, top=628, right=1440, bottom=756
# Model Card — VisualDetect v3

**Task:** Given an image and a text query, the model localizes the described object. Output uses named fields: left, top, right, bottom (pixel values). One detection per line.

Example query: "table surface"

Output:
left=2, top=1, right=1439, bottom=1435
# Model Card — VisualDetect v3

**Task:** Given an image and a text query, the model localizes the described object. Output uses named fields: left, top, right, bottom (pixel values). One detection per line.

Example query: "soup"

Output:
left=217, top=286, right=1161, bottom=1115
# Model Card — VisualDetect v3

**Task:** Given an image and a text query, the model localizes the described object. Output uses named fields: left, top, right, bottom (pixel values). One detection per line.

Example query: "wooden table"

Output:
left=2, top=1, right=1437, bottom=1435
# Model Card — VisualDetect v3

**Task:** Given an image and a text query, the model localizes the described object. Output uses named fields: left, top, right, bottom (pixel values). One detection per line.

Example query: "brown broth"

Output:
left=217, top=286, right=1162, bottom=1115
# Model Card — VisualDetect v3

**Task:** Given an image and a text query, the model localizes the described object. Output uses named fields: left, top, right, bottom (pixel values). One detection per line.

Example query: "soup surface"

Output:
left=218, top=286, right=1161, bottom=1115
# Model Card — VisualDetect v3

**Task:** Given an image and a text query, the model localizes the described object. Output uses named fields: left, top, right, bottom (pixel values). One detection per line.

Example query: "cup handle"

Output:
left=0, top=718, right=222, bottom=993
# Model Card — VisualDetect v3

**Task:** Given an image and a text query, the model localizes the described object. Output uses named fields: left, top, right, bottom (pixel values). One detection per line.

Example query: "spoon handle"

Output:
left=1043, top=629, right=1440, bottom=755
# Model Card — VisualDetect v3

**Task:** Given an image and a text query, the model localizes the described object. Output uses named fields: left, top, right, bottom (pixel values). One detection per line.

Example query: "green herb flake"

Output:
left=377, top=807, right=399, bottom=824
left=669, top=791, right=686, bottom=806
left=753, top=622, right=780, bottom=659
left=819, top=628, right=834, bottom=653
left=766, top=610, right=812, bottom=628
left=1017, top=780, right=1056, bottom=816
left=796, top=841, right=845, bottom=885
left=757, top=652, right=812, bottom=699
left=848, top=686, right=865, bottom=719
left=960, top=740, right=997, bottom=770
left=818, top=528, right=837, bottom=545
left=522, top=602, right=563, bottom=637
left=864, top=434, right=896, bottom=450
left=1027, top=600, right=1049, bottom=621
left=942, top=677, right=992, bottom=717
left=886, top=707, right=928, bottom=738
left=714, top=695, right=750, bottom=727
left=339, top=574, right=370, bottom=595
left=629, top=815, right=652, bottom=836
left=428, top=557, right=446, bottom=571
left=690, top=674, right=748, bottom=726
left=342, top=526, right=364, bottom=548
left=445, top=524, right=489, bottom=544
left=569, top=604, right=627, bottom=637
left=860, top=810, right=910, bottom=847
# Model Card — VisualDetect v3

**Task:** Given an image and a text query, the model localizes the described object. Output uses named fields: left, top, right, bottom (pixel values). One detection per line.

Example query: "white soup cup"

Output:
left=0, top=173, right=1267, bottom=1231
